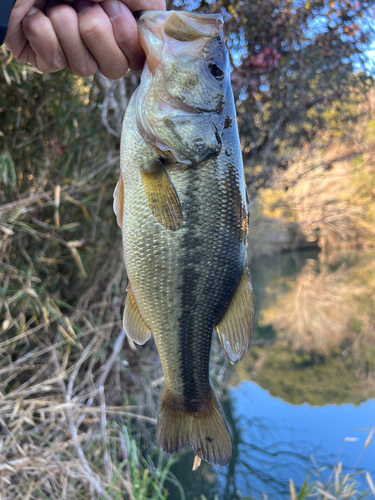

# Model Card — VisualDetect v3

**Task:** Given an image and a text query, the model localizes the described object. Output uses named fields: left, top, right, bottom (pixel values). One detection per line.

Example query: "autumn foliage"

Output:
left=170, top=0, right=375, bottom=191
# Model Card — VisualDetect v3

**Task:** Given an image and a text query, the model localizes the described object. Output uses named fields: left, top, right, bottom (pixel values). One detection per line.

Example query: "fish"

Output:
left=114, top=10, right=255, bottom=467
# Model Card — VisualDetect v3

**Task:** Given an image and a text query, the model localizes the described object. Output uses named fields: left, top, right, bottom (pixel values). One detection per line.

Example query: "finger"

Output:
left=75, top=1, right=129, bottom=79
left=21, top=7, right=67, bottom=72
left=120, top=0, right=166, bottom=11
left=4, top=0, right=42, bottom=58
left=101, top=0, right=166, bottom=72
left=46, top=3, right=98, bottom=77
left=17, top=41, right=38, bottom=67
left=101, top=0, right=144, bottom=71
left=49, top=0, right=107, bottom=3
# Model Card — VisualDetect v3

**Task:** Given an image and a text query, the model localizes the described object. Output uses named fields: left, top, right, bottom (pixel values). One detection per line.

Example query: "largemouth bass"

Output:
left=114, top=10, right=255, bottom=466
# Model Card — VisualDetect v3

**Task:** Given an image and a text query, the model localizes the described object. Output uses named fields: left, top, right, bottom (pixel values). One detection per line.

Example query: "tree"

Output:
left=168, top=0, right=375, bottom=193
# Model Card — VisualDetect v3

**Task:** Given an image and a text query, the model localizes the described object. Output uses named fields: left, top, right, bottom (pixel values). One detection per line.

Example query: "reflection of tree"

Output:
left=168, top=392, right=331, bottom=500
left=236, top=253, right=375, bottom=405
left=260, top=259, right=354, bottom=354
left=238, top=342, right=375, bottom=406
left=259, top=256, right=375, bottom=354
left=217, top=397, right=330, bottom=499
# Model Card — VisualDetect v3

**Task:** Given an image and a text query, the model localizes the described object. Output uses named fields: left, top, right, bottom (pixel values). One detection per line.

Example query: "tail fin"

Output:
left=156, top=386, right=232, bottom=466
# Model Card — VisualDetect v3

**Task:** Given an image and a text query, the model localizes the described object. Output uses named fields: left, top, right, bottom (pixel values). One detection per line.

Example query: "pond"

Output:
left=167, top=250, right=375, bottom=499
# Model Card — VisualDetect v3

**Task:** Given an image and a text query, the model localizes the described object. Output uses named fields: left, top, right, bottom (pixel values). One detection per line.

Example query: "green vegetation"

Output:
left=197, top=455, right=375, bottom=500
left=105, top=423, right=184, bottom=500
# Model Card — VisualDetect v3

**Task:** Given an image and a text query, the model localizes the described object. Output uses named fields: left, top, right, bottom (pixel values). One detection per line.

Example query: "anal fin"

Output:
left=123, top=286, right=151, bottom=345
left=216, top=267, right=255, bottom=364
left=113, top=173, right=124, bottom=228
left=141, top=159, right=183, bottom=231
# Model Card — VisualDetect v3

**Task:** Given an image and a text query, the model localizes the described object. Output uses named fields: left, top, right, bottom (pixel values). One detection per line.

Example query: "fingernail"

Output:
left=76, top=0, right=94, bottom=14
left=26, top=6, right=39, bottom=16
left=102, top=0, right=119, bottom=19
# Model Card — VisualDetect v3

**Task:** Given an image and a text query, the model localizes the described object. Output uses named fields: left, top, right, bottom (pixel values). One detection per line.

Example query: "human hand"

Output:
left=4, top=0, right=166, bottom=79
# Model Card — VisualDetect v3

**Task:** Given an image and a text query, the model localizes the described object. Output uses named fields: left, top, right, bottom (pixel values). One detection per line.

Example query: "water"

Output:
left=167, top=250, right=375, bottom=499
left=229, top=383, right=375, bottom=498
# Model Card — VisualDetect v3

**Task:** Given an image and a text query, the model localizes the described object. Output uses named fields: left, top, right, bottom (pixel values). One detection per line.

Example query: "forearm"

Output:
left=0, top=0, right=16, bottom=45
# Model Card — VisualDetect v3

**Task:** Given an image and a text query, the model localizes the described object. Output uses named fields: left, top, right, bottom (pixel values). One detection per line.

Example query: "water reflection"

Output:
left=168, top=250, right=375, bottom=499
left=239, top=250, right=375, bottom=405
left=168, top=393, right=321, bottom=500
left=230, top=382, right=375, bottom=498
left=217, top=397, right=321, bottom=500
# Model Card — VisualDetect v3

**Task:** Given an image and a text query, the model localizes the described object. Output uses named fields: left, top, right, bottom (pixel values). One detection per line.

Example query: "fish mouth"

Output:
left=138, top=10, right=223, bottom=74
left=138, top=11, right=166, bottom=74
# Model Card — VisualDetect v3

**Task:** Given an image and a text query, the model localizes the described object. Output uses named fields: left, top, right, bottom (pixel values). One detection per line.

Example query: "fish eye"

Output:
left=207, top=59, right=225, bottom=80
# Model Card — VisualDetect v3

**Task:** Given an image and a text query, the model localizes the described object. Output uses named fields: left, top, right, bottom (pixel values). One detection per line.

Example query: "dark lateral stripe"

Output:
left=178, top=167, right=201, bottom=411
left=176, top=156, right=247, bottom=412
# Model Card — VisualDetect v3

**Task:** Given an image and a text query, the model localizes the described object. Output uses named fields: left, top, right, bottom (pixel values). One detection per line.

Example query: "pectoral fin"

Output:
left=123, top=286, right=152, bottom=345
left=216, top=267, right=255, bottom=364
left=141, top=160, right=183, bottom=231
left=113, top=173, right=124, bottom=228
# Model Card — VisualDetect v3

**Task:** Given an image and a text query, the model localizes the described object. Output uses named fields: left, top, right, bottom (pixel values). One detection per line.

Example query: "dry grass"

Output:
left=0, top=180, right=173, bottom=498
left=0, top=53, right=181, bottom=499
left=0, top=243, right=173, bottom=499
left=0, top=244, right=180, bottom=499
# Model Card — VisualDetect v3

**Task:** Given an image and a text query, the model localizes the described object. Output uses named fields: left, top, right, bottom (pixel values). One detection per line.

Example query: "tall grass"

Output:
left=0, top=50, right=181, bottom=499
left=289, top=437, right=375, bottom=500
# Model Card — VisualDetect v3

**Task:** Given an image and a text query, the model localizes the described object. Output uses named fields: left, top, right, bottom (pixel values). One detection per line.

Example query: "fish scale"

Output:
left=116, top=10, right=255, bottom=466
